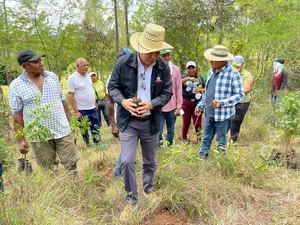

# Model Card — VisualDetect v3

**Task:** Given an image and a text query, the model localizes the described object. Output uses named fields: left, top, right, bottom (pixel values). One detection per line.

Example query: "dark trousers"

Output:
left=120, top=118, right=159, bottom=202
left=0, top=162, right=2, bottom=177
left=182, top=99, right=202, bottom=140
left=0, top=162, right=3, bottom=191
left=79, top=108, right=101, bottom=144
left=230, top=102, right=250, bottom=142
left=98, top=99, right=110, bottom=126
left=159, top=109, right=176, bottom=145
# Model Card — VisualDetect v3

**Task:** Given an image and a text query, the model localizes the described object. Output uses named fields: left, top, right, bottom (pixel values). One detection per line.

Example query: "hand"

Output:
left=137, top=101, right=153, bottom=116
left=76, top=111, right=82, bottom=119
left=212, top=100, right=221, bottom=108
left=189, top=77, right=196, bottom=82
left=122, top=98, right=139, bottom=116
left=19, top=139, right=29, bottom=154
left=111, top=124, right=119, bottom=138
left=174, top=108, right=180, bottom=116
left=194, top=108, right=201, bottom=116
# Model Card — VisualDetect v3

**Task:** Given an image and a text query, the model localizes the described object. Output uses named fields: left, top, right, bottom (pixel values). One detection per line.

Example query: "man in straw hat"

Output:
left=108, top=24, right=173, bottom=217
left=195, top=45, right=244, bottom=159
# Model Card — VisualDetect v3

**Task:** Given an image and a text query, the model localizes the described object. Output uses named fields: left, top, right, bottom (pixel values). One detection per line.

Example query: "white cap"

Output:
left=233, top=55, right=244, bottom=66
left=186, top=61, right=197, bottom=68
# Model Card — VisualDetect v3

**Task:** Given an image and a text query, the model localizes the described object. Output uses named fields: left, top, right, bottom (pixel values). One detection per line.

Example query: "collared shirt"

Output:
left=67, top=71, right=95, bottom=110
left=162, top=62, right=183, bottom=112
left=196, top=63, right=244, bottom=121
left=8, top=71, right=71, bottom=140
left=137, top=55, right=154, bottom=102
left=92, top=79, right=106, bottom=100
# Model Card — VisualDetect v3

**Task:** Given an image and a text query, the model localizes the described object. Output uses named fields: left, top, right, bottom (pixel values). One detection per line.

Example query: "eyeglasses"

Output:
left=140, top=72, right=146, bottom=90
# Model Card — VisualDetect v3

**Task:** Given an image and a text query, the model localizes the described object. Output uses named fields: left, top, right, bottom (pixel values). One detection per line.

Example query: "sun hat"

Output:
left=130, top=23, right=173, bottom=54
left=186, top=61, right=197, bottom=68
left=233, top=55, right=244, bottom=66
left=204, top=45, right=234, bottom=61
left=160, top=49, right=172, bottom=55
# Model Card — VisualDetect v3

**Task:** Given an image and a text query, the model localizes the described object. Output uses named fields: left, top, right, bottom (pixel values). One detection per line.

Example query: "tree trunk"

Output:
left=124, top=0, right=130, bottom=48
left=113, top=0, right=119, bottom=55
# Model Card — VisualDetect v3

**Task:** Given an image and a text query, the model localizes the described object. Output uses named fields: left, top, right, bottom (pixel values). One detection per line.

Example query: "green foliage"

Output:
left=0, top=138, right=13, bottom=166
left=70, top=115, right=91, bottom=135
left=0, top=100, right=11, bottom=138
left=276, top=91, right=300, bottom=138
left=20, top=97, right=52, bottom=143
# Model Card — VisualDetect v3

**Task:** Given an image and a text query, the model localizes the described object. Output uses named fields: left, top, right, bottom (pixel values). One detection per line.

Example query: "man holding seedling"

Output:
left=109, top=24, right=173, bottom=219
left=195, top=45, right=244, bottom=159
left=9, top=49, right=78, bottom=173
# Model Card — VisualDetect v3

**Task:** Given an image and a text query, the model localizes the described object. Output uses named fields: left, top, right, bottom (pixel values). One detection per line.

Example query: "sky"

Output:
left=5, top=0, right=85, bottom=26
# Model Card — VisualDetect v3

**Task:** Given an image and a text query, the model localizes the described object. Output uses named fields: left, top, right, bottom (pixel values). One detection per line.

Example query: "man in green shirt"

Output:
left=230, top=55, right=253, bottom=142
left=90, top=72, right=110, bottom=126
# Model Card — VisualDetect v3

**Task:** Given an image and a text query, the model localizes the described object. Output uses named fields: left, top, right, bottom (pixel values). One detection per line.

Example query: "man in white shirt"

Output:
left=68, top=58, right=101, bottom=144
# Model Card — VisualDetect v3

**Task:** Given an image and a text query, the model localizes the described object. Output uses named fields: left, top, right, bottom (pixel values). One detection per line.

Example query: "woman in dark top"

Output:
left=181, top=61, right=205, bottom=143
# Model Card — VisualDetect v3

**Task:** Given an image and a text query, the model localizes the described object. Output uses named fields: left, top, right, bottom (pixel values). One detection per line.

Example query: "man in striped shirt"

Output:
left=196, top=45, right=244, bottom=159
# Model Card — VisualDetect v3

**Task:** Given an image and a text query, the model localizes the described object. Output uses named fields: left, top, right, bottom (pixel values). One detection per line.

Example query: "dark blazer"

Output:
left=108, top=52, right=172, bottom=134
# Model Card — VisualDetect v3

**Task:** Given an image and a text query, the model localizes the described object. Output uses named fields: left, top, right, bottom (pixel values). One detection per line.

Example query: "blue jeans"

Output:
left=114, top=155, right=123, bottom=177
left=159, top=110, right=175, bottom=145
left=79, top=108, right=101, bottom=144
left=199, top=115, right=231, bottom=158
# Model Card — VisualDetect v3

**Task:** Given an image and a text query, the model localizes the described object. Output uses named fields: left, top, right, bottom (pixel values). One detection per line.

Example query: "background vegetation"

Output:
left=0, top=0, right=300, bottom=224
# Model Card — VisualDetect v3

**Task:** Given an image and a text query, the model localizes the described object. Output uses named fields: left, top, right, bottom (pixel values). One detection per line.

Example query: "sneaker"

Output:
left=124, top=193, right=138, bottom=205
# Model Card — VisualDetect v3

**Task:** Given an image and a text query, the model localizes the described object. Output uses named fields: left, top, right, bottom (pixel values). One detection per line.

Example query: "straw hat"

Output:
left=130, top=23, right=173, bottom=54
left=204, top=45, right=233, bottom=61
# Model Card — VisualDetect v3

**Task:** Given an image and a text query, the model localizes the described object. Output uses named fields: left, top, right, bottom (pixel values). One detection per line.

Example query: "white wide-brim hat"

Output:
left=204, top=45, right=234, bottom=61
left=130, top=23, right=173, bottom=54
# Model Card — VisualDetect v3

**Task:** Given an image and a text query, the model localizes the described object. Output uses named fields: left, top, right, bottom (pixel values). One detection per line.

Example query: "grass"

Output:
left=1, top=100, right=300, bottom=224
left=1, top=85, right=9, bottom=98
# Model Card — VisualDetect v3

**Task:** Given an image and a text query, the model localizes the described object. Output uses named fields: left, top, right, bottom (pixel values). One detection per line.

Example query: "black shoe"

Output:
left=124, top=193, right=138, bottom=205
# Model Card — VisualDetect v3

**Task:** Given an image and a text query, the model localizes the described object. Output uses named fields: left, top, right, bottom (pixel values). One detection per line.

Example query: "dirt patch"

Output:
left=143, top=209, right=188, bottom=225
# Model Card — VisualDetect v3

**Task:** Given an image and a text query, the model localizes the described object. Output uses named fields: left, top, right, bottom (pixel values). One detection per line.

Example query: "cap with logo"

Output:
left=160, top=49, right=172, bottom=55
left=186, top=61, right=197, bottom=68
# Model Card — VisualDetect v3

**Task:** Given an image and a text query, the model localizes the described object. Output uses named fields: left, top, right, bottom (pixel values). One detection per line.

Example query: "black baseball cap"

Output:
left=17, top=49, right=45, bottom=65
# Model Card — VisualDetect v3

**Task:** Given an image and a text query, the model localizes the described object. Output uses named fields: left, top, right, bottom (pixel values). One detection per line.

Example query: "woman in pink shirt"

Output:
left=159, top=49, right=183, bottom=145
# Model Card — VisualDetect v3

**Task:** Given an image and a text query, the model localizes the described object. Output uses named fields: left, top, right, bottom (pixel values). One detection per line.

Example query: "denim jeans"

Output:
left=114, top=154, right=123, bottom=177
left=199, top=115, right=231, bottom=158
left=79, top=108, right=101, bottom=144
left=159, top=109, right=175, bottom=145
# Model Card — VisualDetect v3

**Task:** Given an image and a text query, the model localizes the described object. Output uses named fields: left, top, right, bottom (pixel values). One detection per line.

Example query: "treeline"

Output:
left=0, top=0, right=299, bottom=91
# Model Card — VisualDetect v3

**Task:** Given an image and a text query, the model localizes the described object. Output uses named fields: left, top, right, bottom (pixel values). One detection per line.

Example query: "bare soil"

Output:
left=143, top=209, right=188, bottom=225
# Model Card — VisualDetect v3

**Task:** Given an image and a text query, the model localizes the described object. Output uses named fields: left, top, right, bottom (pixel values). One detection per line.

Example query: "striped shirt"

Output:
left=9, top=71, right=71, bottom=140
left=196, top=63, right=244, bottom=121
